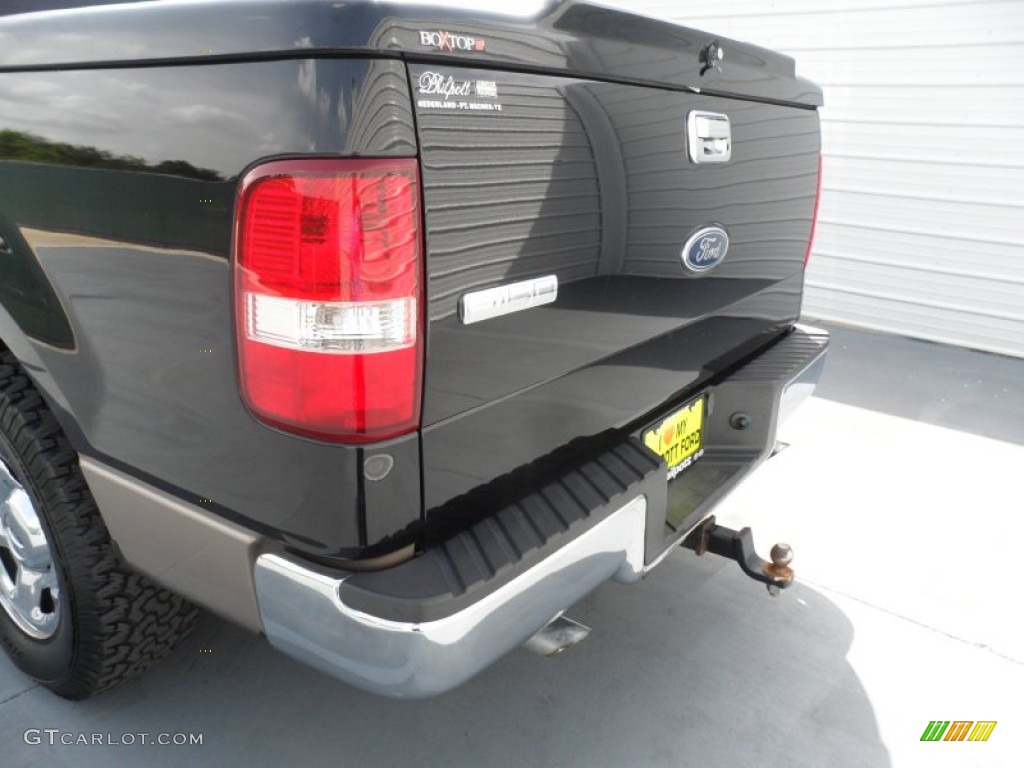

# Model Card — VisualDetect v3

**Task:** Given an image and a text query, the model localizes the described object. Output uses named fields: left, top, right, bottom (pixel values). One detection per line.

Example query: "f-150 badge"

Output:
left=682, top=226, right=729, bottom=272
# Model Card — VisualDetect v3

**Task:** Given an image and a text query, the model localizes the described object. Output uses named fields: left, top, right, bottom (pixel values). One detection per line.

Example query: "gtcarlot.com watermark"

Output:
left=24, top=729, right=203, bottom=746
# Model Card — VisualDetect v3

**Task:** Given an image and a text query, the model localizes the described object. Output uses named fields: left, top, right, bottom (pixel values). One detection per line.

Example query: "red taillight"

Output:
left=804, top=155, right=822, bottom=268
left=234, top=158, right=422, bottom=443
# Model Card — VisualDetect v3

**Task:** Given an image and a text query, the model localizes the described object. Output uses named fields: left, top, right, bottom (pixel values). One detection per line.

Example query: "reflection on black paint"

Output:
left=0, top=1, right=824, bottom=555
left=414, top=64, right=819, bottom=513
left=1, top=161, right=232, bottom=254
left=0, top=58, right=419, bottom=555
left=0, top=129, right=223, bottom=180
left=0, top=2, right=822, bottom=106
left=0, top=210, right=74, bottom=349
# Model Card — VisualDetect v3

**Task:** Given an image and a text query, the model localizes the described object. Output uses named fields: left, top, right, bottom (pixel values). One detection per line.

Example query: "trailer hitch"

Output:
left=681, top=516, right=794, bottom=595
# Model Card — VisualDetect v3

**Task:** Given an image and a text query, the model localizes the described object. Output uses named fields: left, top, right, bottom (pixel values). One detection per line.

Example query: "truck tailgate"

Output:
left=413, top=64, right=820, bottom=513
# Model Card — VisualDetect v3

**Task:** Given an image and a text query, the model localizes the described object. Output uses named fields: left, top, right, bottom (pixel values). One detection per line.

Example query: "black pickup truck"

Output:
left=0, top=0, right=827, bottom=699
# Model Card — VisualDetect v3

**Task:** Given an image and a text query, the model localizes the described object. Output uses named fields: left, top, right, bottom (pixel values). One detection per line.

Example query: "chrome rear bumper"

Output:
left=253, top=324, right=829, bottom=698
left=254, top=495, right=649, bottom=699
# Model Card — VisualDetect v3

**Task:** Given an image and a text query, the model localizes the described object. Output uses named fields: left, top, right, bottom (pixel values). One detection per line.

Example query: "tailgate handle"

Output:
left=687, top=111, right=731, bottom=163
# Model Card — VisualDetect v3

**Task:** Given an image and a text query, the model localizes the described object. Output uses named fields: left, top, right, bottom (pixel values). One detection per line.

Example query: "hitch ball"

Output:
left=681, top=518, right=796, bottom=595
left=770, top=543, right=793, bottom=567
left=764, top=542, right=795, bottom=596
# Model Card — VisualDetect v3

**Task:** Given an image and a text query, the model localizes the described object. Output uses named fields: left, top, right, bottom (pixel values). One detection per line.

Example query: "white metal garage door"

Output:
left=612, top=0, right=1024, bottom=358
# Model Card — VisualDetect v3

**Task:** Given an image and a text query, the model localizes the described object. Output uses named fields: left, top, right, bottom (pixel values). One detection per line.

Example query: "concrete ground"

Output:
left=1, top=321, right=1022, bottom=767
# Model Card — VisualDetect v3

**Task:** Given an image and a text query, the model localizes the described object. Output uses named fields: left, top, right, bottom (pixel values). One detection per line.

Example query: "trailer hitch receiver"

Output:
left=682, top=516, right=794, bottom=595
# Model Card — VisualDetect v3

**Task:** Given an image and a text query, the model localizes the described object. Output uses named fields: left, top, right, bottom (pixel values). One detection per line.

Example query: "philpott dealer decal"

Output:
left=416, top=71, right=502, bottom=112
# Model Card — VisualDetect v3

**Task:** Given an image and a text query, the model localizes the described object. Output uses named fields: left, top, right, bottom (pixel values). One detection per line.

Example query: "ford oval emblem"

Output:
left=681, top=226, right=729, bottom=273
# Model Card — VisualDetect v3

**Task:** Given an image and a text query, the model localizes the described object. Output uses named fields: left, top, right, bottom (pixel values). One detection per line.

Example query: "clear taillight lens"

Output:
left=234, top=158, right=422, bottom=442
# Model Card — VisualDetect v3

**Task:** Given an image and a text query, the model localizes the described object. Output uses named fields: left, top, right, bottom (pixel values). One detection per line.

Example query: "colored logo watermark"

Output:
left=920, top=721, right=997, bottom=742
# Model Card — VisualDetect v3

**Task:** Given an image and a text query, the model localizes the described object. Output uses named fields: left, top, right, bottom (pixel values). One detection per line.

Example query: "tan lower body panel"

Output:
left=79, top=457, right=264, bottom=632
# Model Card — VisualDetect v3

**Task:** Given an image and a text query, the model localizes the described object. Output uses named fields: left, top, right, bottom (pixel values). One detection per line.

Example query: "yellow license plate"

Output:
left=643, top=397, right=705, bottom=480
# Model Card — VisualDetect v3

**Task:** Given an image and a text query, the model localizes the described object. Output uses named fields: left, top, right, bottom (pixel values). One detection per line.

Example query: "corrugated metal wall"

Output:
left=611, top=0, right=1024, bottom=358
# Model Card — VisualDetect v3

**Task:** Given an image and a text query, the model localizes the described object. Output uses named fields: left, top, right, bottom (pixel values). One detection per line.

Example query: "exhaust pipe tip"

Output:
left=524, top=615, right=591, bottom=657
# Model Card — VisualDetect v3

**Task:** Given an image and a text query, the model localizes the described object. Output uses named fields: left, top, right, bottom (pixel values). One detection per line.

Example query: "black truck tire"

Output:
left=0, top=350, right=197, bottom=699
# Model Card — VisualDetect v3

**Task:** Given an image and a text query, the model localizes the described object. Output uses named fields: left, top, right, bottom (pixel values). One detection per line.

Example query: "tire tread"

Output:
left=0, top=351, right=197, bottom=699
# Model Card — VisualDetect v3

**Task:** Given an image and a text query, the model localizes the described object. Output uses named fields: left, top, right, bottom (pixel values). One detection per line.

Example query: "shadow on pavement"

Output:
left=810, top=320, right=1024, bottom=446
left=0, top=552, right=889, bottom=768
